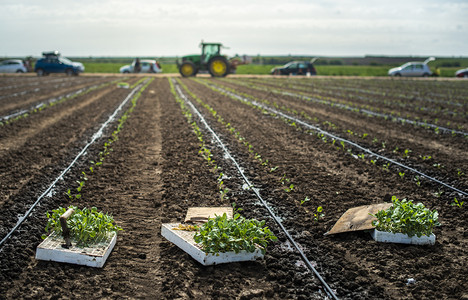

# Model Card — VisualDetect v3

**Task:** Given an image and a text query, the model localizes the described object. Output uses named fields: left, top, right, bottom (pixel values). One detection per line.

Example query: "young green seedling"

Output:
left=313, top=206, right=325, bottom=222
left=284, top=184, right=295, bottom=193
left=451, top=197, right=464, bottom=208
left=433, top=189, right=444, bottom=198
left=457, top=169, right=465, bottom=177
left=301, top=196, right=310, bottom=205
left=414, top=175, right=421, bottom=187
left=402, top=149, right=411, bottom=158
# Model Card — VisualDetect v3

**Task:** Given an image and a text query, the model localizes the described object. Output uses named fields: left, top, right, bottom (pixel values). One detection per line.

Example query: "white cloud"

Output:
left=0, top=0, right=466, bottom=57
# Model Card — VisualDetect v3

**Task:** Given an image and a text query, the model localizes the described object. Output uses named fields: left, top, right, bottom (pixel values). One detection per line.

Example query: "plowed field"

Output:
left=0, top=75, right=467, bottom=299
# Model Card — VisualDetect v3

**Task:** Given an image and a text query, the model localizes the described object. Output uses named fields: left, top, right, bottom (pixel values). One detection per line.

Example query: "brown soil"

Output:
left=0, top=76, right=117, bottom=115
left=0, top=75, right=467, bottom=299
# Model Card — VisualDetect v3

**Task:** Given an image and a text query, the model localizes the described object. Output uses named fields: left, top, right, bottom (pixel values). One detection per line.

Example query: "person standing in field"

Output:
left=134, top=58, right=141, bottom=73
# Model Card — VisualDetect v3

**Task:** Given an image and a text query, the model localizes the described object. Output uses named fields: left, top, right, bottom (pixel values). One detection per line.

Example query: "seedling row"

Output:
left=0, top=77, right=149, bottom=246
left=208, top=78, right=468, bottom=195
left=170, top=78, right=339, bottom=298
left=0, top=76, right=466, bottom=299
left=232, top=78, right=468, bottom=135
left=168, top=78, right=464, bottom=300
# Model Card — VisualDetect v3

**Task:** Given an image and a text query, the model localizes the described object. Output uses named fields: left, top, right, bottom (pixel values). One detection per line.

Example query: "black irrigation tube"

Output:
left=206, top=82, right=468, bottom=198
left=0, top=78, right=121, bottom=123
left=173, top=80, right=339, bottom=300
left=0, top=77, right=71, bottom=91
left=276, top=81, right=462, bottom=117
left=281, top=79, right=467, bottom=108
left=0, top=87, right=40, bottom=100
left=233, top=79, right=468, bottom=137
left=0, top=79, right=149, bottom=249
left=0, top=78, right=94, bottom=101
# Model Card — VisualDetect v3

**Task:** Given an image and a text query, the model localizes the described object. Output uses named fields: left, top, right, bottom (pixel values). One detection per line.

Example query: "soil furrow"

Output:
left=0, top=76, right=466, bottom=300
left=0, top=76, right=117, bottom=115
left=0, top=85, right=133, bottom=228
left=244, top=78, right=468, bottom=129
left=181, top=77, right=467, bottom=299
left=215, top=78, right=468, bottom=189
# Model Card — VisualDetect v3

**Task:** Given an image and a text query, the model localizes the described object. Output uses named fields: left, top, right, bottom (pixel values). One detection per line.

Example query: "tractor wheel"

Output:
left=208, top=56, right=230, bottom=77
left=179, top=61, right=197, bottom=77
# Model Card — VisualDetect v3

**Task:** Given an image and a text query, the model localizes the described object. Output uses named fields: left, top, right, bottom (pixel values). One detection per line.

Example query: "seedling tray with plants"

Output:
left=370, top=196, right=440, bottom=246
left=36, top=206, right=122, bottom=268
left=161, top=208, right=277, bottom=266
left=36, top=231, right=117, bottom=268
left=161, top=223, right=264, bottom=266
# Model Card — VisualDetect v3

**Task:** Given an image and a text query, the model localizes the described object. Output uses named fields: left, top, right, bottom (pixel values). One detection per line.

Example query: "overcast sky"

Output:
left=1, top=0, right=467, bottom=57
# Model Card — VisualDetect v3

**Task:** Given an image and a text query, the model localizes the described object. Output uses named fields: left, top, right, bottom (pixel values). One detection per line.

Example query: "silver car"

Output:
left=120, top=59, right=162, bottom=73
left=0, top=59, right=28, bottom=73
left=388, top=57, right=435, bottom=77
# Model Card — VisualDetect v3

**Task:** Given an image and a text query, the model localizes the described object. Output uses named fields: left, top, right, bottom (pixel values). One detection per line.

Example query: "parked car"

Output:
left=388, top=57, right=435, bottom=77
left=34, top=51, right=84, bottom=76
left=455, top=68, right=468, bottom=78
left=271, top=60, right=317, bottom=76
left=119, top=59, right=162, bottom=73
left=0, top=59, right=28, bottom=73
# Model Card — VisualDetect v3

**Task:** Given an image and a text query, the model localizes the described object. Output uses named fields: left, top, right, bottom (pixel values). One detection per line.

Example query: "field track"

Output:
left=0, top=74, right=467, bottom=299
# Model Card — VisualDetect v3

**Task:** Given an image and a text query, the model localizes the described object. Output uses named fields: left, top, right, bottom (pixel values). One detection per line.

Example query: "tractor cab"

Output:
left=177, top=41, right=231, bottom=77
left=201, top=43, right=222, bottom=64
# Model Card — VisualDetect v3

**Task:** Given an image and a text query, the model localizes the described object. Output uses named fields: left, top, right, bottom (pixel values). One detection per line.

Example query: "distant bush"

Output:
left=315, top=60, right=328, bottom=65
left=437, top=61, right=461, bottom=67
left=329, top=60, right=343, bottom=65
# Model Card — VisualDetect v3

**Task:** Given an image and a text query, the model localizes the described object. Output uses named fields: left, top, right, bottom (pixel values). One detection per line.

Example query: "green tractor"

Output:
left=177, top=42, right=233, bottom=77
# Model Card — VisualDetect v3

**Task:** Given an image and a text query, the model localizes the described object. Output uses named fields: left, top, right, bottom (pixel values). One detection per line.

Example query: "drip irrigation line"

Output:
left=358, top=108, right=467, bottom=136
left=278, top=91, right=468, bottom=137
left=277, top=79, right=466, bottom=108
left=0, top=89, right=36, bottom=100
left=287, top=83, right=461, bottom=117
left=0, top=78, right=121, bottom=123
left=0, top=77, right=67, bottom=91
left=0, top=88, right=85, bottom=123
left=0, top=79, right=79, bottom=100
left=0, top=79, right=102, bottom=99
left=0, top=108, right=30, bottom=123
left=174, top=82, right=339, bottom=300
left=0, top=80, right=148, bottom=249
left=235, top=79, right=468, bottom=137
left=208, top=83, right=468, bottom=198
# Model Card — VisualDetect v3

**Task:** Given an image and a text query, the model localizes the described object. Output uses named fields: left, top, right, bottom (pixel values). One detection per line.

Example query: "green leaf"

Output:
left=371, top=196, right=440, bottom=237
left=43, top=206, right=122, bottom=247
left=193, top=213, right=277, bottom=255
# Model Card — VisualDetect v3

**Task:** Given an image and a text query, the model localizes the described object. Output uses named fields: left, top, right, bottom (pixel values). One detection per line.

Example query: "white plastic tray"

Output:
left=161, top=223, right=264, bottom=265
left=36, top=232, right=117, bottom=267
left=371, top=229, right=435, bottom=245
